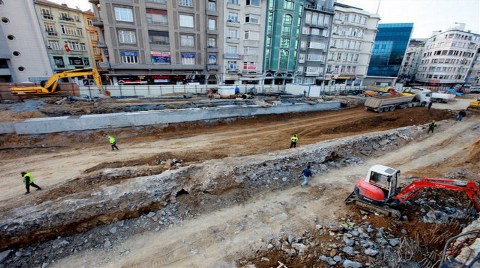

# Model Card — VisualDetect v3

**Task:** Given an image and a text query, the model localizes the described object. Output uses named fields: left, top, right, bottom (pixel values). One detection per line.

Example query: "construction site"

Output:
left=0, top=90, right=479, bottom=268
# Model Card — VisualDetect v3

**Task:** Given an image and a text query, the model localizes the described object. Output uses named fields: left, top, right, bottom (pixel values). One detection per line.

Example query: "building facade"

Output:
left=397, top=38, right=426, bottom=84
left=326, top=3, right=379, bottom=86
left=294, top=0, right=335, bottom=85
left=90, top=0, right=223, bottom=85
left=367, top=23, right=413, bottom=78
left=222, top=0, right=266, bottom=85
left=466, top=48, right=480, bottom=86
left=415, top=23, right=480, bottom=86
left=83, top=11, right=104, bottom=69
left=0, top=0, right=52, bottom=82
left=34, top=0, right=93, bottom=73
left=264, top=0, right=305, bottom=85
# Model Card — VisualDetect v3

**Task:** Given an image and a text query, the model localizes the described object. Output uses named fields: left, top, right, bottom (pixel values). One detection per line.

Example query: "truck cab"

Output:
left=410, top=88, right=431, bottom=106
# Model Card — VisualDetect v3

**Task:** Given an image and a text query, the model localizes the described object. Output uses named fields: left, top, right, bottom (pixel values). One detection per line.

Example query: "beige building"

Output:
left=34, top=0, right=93, bottom=73
left=90, top=0, right=223, bottom=85
left=0, top=0, right=52, bottom=82
left=83, top=11, right=104, bottom=69
left=326, top=3, right=379, bottom=86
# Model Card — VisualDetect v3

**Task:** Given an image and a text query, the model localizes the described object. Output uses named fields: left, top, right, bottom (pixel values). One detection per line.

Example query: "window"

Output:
left=243, top=62, right=257, bottom=70
left=179, top=0, right=193, bottom=7
left=114, top=7, right=133, bottom=22
left=60, top=25, right=76, bottom=36
left=227, top=45, right=237, bottom=54
left=76, top=28, right=83, bottom=37
left=53, top=56, right=65, bottom=68
left=208, top=1, right=216, bottom=11
left=227, top=61, right=237, bottom=70
left=244, top=31, right=259, bottom=40
left=279, top=49, right=289, bottom=69
left=208, top=54, right=217, bottom=64
left=227, top=29, right=238, bottom=39
left=280, top=37, right=290, bottom=48
left=80, top=43, right=86, bottom=51
left=227, top=13, right=239, bottom=22
left=298, top=53, right=305, bottom=63
left=180, top=35, right=194, bottom=47
left=282, top=15, right=292, bottom=35
left=228, top=0, right=239, bottom=4
left=284, top=0, right=294, bottom=10
left=48, top=40, right=60, bottom=50
left=208, top=37, right=216, bottom=47
left=45, top=23, right=56, bottom=35
left=149, top=31, right=169, bottom=45
left=120, top=51, right=139, bottom=64
left=118, top=30, right=136, bottom=44
left=208, top=19, right=216, bottom=30
left=244, top=47, right=258, bottom=55
left=179, top=14, right=194, bottom=27
left=305, top=12, right=312, bottom=24
left=246, top=0, right=260, bottom=6
left=245, top=14, right=259, bottom=24
left=146, top=9, right=168, bottom=25
left=181, top=53, right=195, bottom=65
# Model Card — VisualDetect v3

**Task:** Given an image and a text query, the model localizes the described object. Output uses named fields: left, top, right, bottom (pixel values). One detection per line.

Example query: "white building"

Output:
left=222, top=0, right=266, bottom=85
left=0, top=0, right=53, bottom=82
left=415, top=23, right=480, bottom=86
left=398, top=38, right=426, bottom=84
left=326, top=3, right=379, bottom=86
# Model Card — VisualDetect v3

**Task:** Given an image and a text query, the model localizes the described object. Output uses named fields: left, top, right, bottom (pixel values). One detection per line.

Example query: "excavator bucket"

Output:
left=467, top=99, right=480, bottom=112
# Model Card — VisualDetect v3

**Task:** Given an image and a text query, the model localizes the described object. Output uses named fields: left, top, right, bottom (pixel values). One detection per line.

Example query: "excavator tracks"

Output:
left=345, top=192, right=402, bottom=219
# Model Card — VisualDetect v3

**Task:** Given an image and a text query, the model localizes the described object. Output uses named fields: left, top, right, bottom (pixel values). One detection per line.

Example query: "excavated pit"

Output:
left=0, top=124, right=432, bottom=251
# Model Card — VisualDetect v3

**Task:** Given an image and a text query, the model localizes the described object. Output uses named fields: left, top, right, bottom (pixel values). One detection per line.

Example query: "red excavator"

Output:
left=345, top=165, right=480, bottom=218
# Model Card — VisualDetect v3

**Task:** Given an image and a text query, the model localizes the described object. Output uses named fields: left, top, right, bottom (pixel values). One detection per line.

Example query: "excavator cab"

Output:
left=355, top=165, right=400, bottom=204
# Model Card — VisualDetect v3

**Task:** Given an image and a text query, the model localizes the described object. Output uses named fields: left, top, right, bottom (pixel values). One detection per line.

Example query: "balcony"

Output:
left=59, top=16, right=75, bottom=22
left=305, top=71, right=321, bottom=76
left=227, top=68, right=240, bottom=73
left=224, top=53, right=242, bottom=59
left=89, top=0, right=100, bottom=4
left=226, top=20, right=241, bottom=27
left=304, top=4, right=334, bottom=14
left=226, top=37, right=240, bottom=43
left=207, top=46, right=219, bottom=52
left=150, top=41, right=170, bottom=46
left=97, top=42, right=107, bottom=48
left=42, top=14, right=53, bottom=20
left=46, top=30, right=58, bottom=36
left=92, top=19, right=104, bottom=27
left=207, top=64, right=219, bottom=70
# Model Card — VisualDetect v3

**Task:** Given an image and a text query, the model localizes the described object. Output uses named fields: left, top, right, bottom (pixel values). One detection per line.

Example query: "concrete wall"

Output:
left=1, top=102, right=341, bottom=135
left=286, top=84, right=366, bottom=96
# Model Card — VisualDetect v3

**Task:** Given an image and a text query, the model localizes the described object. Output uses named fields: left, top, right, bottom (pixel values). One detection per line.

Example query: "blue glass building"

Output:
left=367, top=23, right=413, bottom=77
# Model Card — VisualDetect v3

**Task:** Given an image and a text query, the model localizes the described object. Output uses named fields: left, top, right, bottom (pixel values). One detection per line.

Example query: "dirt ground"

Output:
left=0, top=96, right=479, bottom=267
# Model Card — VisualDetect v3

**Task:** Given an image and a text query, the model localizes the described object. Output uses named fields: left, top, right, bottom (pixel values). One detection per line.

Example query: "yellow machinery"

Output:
left=11, top=68, right=110, bottom=96
left=468, top=98, right=480, bottom=111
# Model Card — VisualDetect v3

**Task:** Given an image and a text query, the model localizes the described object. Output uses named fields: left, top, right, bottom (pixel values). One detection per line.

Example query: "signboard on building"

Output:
left=120, top=51, right=138, bottom=57
left=68, top=57, right=83, bottom=66
left=151, top=51, right=171, bottom=64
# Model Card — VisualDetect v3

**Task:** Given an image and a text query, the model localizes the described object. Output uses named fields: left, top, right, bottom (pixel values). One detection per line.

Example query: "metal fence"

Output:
left=79, top=84, right=287, bottom=98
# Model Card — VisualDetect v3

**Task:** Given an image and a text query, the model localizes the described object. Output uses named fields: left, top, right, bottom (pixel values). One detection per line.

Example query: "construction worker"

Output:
left=427, top=120, right=437, bottom=134
left=427, top=101, right=433, bottom=110
left=21, top=172, right=42, bottom=194
left=108, top=135, right=119, bottom=150
left=290, top=134, right=299, bottom=148
left=301, top=165, right=313, bottom=187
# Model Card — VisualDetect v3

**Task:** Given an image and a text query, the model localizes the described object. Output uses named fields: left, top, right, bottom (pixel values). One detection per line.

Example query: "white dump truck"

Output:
left=364, top=88, right=431, bottom=112
left=431, top=92, right=456, bottom=103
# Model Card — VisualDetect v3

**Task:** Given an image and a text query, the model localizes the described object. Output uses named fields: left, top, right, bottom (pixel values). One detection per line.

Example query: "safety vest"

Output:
left=109, top=136, right=116, bottom=144
left=291, top=135, right=298, bottom=142
left=23, top=172, right=35, bottom=184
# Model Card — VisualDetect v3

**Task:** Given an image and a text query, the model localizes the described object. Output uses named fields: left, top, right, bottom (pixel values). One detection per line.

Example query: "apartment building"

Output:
left=398, top=38, right=426, bottom=84
left=83, top=11, right=104, bottom=69
left=416, top=23, right=480, bottom=86
left=0, top=0, right=52, bottom=82
left=223, top=0, right=266, bottom=85
left=264, top=0, right=305, bottom=85
left=326, top=3, right=379, bottom=86
left=466, top=47, right=480, bottom=86
left=90, top=0, right=223, bottom=85
left=34, top=0, right=93, bottom=72
left=294, top=0, right=335, bottom=85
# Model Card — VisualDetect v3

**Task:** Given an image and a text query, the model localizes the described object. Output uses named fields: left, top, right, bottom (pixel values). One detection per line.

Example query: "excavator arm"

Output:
left=394, top=178, right=480, bottom=211
left=11, top=68, right=109, bottom=96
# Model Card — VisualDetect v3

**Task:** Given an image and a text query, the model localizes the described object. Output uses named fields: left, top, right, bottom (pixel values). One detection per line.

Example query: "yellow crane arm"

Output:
left=11, top=68, right=108, bottom=96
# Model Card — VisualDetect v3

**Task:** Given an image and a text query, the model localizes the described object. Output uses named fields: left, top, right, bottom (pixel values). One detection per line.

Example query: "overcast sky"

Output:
left=50, top=0, right=480, bottom=38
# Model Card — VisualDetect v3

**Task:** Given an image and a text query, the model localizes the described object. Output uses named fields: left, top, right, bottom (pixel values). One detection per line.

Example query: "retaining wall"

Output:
left=1, top=102, right=341, bottom=135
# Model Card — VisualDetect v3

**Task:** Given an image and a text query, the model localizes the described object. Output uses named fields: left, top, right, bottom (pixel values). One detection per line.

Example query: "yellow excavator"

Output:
left=10, top=68, right=110, bottom=96
left=467, top=98, right=480, bottom=111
